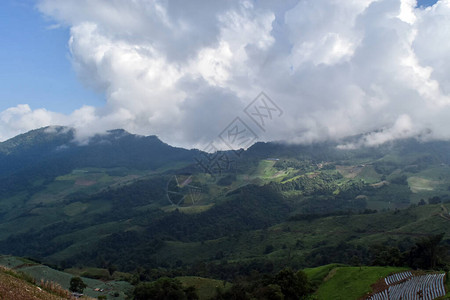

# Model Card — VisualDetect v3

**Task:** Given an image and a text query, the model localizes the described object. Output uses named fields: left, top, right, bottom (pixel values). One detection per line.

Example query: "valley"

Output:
left=1, top=127, right=450, bottom=299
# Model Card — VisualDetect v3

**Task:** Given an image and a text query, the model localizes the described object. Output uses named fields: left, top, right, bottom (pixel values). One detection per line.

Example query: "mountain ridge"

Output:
left=1, top=126, right=450, bottom=290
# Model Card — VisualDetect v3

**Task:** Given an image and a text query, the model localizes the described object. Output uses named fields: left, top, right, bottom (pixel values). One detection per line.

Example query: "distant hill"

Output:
left=0, top=126, right=198, bottom=198
left=0, top=126, right=197, bottom=174
left=1, top=127, right=450, bottom=283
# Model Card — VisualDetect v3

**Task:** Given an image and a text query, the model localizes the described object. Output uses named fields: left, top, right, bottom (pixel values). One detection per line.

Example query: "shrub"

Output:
left=69, top=276, right=87, bottom=293
left=134, top=277, right=198, bottom=300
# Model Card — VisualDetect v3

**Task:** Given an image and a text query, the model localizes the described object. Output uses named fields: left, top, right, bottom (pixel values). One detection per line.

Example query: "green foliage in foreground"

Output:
left=134, top=277, right=198, bottom=300
left=154, top=266, right=415, bottom=300
left=211, top=267, right=311, bottom=300
left=304, top=263, right=345, bottom=289
left=314, top=266, right=408, bottom=300
left=176, top=277, right=232, bottom=300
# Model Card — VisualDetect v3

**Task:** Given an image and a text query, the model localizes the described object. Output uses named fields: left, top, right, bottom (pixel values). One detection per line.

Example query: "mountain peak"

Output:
left=0, top=126, right=74, bottom=155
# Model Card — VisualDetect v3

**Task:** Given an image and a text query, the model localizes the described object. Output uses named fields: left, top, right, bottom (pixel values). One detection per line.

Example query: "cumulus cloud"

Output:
left=0, top=105, right=65, bottom=141
left=2, top=0, right=450, bottom=149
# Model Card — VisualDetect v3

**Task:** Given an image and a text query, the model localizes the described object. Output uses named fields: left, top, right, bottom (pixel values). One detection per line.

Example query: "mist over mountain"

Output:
left=0, top=126, right=448, bottom=298
left=0, top=126, right=196, bottom=173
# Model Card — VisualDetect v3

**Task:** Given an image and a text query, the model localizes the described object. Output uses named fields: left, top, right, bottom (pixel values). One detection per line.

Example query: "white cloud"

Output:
left=337, top=114, right=419, bottom=149
left=2, top=0, right=450, bottom=149
left=0, top=105, right=66, bottom=141
left=398, top=0, right=417, bottom=24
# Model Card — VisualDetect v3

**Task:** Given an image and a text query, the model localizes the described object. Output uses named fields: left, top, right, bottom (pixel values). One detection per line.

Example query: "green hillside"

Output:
left=0, top=255, right=132, bottom=299
left=0, top=266, right=68, bottom=300
left=309, top=265, right=408, bottom=299
left=1, top=128, right=450, bottom=298
left=2, top=132, right=450, bottom=272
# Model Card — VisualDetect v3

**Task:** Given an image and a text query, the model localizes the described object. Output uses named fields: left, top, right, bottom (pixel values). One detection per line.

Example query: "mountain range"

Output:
left=0, top=126, right=449, bottom=283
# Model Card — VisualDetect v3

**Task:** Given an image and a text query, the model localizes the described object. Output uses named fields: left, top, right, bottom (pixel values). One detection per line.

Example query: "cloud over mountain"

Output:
left=2, top=0, right=450, bottom=148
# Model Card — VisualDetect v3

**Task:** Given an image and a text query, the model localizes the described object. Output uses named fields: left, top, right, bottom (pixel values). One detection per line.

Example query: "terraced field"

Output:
left=368, top=272, right=446, bottom=300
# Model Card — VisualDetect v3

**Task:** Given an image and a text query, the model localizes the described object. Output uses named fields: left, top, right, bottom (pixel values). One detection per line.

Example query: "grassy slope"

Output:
left=65, top=267, right=131, bottom=282
left=0, top=267, right=67, bottom=300
left=309, top=265, right=408, bottom=300
left=304, top=263, right=345, bottom=288
left=0, top=260, right=232, bottom=300
left=0, top=256, right=132, bottom=300
left=20, top=265, right=132, bottom=300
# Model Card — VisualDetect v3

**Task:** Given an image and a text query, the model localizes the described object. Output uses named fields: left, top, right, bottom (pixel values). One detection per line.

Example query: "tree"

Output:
left=264, top=245, right=275, bottom=254
left=428, top=196, right=441, bottom=205
left=273, top=268, right=310, bottom=300
left=184, top=286, right=198, bottom=300
left=408, top=233, right=445, bottom=269
left=107, top=264, right=117, bottom=276
left=69, top=276, right=87, bottom=293
left=253, top=284, right=284, bottom=300
left=371, top=245, right=403, bottom=267
left=212, top=282, right=248, bottom=300
left=134, top=277, right=198, bottom=300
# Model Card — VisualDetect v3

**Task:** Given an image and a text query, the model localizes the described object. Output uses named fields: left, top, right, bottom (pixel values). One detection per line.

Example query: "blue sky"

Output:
left=0, top=0, right=102, bottom=114
left=417, top=0, right=439, bottom=7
